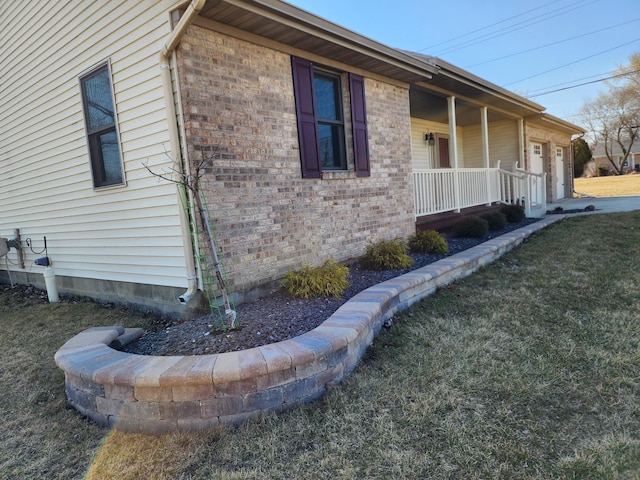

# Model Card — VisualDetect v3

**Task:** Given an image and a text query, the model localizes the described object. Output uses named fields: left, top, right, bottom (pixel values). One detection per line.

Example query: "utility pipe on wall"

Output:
left=159, top=0, right=207, bottom=305
left=43, top=267, right=59, bottom=303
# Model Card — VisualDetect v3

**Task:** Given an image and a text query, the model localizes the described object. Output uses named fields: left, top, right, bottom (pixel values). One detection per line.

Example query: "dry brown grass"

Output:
left=85, top=430, right=217, bottom=480
left=574, top=174, right=640, bottom=197
left=2, top=212, right=640, bottom=479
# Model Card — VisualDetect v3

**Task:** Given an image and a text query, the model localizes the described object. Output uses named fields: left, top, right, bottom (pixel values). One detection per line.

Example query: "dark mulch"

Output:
left=120, top=218, right=540, bottom=356
left=2, top=218, right=540, bottom=356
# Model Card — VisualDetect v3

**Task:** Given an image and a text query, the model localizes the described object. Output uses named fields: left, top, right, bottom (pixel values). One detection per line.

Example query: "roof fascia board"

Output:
left=216, top=0, right=439, bottom=79
left=439, top=70, right=543, bottom=114
left=525, top=113, right=585, bottom=135
left=406, top=52, right=545, bottom=114
left=193, top=16, right=411, bottom=88
left=433, top=57, right=545, bottom=112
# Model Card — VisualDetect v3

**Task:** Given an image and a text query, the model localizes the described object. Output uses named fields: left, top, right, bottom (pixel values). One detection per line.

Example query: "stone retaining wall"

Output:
left=55, top=218, right=560, bottom=433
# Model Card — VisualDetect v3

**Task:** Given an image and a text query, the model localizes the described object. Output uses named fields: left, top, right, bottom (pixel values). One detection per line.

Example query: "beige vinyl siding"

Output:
left=461, top=125, right=483, bottom=168
left=488, top=120, right=520, bottom=170
left=411, top=119, right=433, bottom=169
left=410, top=118, right=464, bottom=169
left=0, top=1, right=187, bottom=288
left=461, top=119, right=520, bottom=169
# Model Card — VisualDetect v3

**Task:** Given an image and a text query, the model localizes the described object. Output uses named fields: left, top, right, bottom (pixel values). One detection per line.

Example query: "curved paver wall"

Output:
left=55, top=218, right=560, bottom=434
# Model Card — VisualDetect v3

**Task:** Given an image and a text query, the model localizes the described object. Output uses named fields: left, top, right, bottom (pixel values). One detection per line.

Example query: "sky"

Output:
left=286, top=0, right=640, bottom=124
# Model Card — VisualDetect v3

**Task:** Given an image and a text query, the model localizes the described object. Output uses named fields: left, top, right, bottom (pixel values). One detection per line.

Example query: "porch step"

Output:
left=528, top=205, right=547, bottom=218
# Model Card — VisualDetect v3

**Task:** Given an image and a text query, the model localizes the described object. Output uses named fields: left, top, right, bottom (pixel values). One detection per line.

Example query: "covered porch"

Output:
left=407, top=57, right=549, bottom=221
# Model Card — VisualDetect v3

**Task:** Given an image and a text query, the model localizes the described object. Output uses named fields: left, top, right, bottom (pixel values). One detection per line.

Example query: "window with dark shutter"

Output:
left=291, top=57, right=370, bottom=178
left=349, top=73, right=370, bottom=177
left=291, top=57, right=322, bottom=178
left=79, top=63, right=124, bottom=188
left=314, top=71, right=346, bottom=170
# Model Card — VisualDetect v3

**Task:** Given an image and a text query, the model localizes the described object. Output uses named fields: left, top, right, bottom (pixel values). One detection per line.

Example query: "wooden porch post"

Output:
left=518, top=118, right=525, bottom=169
left=481, top=106, right=491, bottom=206
left=448, top=96, right=461, bottom=212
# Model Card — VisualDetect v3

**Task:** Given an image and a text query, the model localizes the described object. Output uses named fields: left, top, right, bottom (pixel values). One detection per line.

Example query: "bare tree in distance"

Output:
left=579, top=53, right=640, bottom=175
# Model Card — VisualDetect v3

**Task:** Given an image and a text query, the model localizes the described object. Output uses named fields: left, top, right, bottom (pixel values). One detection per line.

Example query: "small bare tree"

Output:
left=144, top=145, right=236, bottom=328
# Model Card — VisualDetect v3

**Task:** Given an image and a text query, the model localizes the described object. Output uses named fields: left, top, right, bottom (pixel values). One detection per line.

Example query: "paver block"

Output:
left=172, top=384, right=216, bottom=402
left=159, top=400, right=202, bottom=420
left=243, top=387, right=284, bottom=412
left=201, top=396, right=243, bottom=417
left=134, top=385, right=173, bottom=403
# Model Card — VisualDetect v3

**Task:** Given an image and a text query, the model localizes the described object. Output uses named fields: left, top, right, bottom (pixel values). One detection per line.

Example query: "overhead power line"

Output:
left=502, top=38, right=640, bottom=87
left=465, top=17, right=640, bottom=69
left=527, top=70, right=622, bottom=93
left=426, top=0, right=599, bottom=56
left=420, top=0, right=564, bottom=51
left=525, top=69, right=640, bottom=98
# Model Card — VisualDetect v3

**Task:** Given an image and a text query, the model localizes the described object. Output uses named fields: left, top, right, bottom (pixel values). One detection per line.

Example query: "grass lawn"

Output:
left=2, top=212, right=640, bottom=479
left=574, top=175, right=640, bottom=197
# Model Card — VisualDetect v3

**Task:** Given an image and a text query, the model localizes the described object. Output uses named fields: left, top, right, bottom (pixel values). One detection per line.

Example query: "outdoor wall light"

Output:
left=425, top=132, right=436, bottom=146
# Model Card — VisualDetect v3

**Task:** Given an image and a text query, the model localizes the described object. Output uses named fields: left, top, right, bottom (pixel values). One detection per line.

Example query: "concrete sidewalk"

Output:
left=546, top=195, right=640, bottom=214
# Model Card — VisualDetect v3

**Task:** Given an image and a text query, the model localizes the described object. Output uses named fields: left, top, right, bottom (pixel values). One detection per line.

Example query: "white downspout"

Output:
left=160, top=0, right=206, bottom=305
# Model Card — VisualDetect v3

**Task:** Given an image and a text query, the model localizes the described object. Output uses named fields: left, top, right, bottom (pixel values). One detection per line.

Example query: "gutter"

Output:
left=159, top=0, right=207, bottom=305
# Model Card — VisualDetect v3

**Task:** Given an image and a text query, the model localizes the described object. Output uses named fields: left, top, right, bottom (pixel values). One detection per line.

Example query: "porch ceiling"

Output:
left=408, top=53, right=545, bottom=123
left=409, top=89, right=512, bottom=127
left=197, top=0, right=438, bottom=84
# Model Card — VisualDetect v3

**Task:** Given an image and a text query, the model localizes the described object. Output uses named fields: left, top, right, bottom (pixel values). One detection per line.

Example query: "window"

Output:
left=79, top=63, right=124, bottom=188
left=533, top=144, right=542, bottom=156
left=291, top=57, right=370, bottom=178
left=314, top=71, right=346, bottom=170
left=556, top=147, right=563, bottom=158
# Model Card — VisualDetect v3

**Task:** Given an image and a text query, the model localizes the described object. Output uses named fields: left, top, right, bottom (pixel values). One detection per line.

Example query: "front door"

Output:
left=555, top=147, right=565, bottom=199
left=438, top=137, right=450, bottom=168
left=530, top=142, right=545, bottom=204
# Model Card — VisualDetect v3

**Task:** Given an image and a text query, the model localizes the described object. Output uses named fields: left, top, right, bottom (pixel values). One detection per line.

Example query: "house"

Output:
left=0, top=0, right=584, bottom=316
left=586, top=140, right=640, bottom=176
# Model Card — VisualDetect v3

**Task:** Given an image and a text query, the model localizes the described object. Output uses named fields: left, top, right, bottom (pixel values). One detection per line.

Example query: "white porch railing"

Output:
left=413, top=164, right=547, bottom=219
left=514, top=164, right=546, bottom=217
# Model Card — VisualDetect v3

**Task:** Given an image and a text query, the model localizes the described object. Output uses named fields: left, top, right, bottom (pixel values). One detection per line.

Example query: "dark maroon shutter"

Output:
left=291, top=57, right=321, bottom=178
left=349, top=73, right=370, bottom=177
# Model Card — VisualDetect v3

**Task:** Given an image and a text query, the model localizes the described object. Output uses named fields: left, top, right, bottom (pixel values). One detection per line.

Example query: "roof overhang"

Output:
left=186, top=0, right=586, bottom=132
left=195, top=0, right=439, bottom=84
left=526, top=113, right=585, bottom=136
left=410, top=54, right=545, bottom=119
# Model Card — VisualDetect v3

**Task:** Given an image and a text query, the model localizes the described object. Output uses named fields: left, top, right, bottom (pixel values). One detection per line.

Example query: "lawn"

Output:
left=1, top=212, right=640, bottom=479
left=574, top=174, right=640, bottom=197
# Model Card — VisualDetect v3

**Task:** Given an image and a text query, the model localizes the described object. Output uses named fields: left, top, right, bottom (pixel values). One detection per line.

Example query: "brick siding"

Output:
left=177, top=26, right=415, bottom=300
left=524, top=124, right=574, bottom=202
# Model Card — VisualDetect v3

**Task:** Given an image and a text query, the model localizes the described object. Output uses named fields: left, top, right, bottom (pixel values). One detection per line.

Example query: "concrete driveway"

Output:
left=547, top=196, right=640, bottom=214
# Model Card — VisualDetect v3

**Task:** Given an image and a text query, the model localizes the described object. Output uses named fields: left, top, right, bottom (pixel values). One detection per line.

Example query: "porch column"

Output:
left=480, top=107, right=491, bottom=205
left=448, top=96, right=459, bottom=168
left=448, top=96, right=461, bottom=212
left=518, top=118, right=525, bottom=169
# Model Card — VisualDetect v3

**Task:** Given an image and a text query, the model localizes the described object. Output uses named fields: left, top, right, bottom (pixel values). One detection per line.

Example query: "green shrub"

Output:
left=451, top=216, right=489, bottom=239
left=500, top=204, right=525, bottom=223
left=360, top=238, right=413, bottom=271
left=284, top=259, right=349, bottom=299
left=480, top=211, right=508, bottom=231
left=408, top=230, right=449, bottom=254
